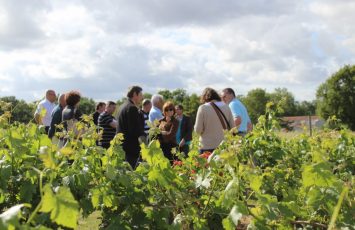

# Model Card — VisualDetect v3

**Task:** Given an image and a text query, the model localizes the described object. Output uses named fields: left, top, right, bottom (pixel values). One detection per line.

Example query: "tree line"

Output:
left=0, top=65, right=354, bottom=130
left=0, top=88, right=315, bottom=124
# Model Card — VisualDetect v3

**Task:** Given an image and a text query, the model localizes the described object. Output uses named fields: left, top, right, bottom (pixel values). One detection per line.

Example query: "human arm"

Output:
left=109, top=119, right=118, bottom=128
left=34, top=104, right=43, bottom=125
left=194, top=106, right=204, bottom=135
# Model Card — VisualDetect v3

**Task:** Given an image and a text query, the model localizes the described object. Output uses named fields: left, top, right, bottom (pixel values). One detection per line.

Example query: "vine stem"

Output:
left=328, top=185, right=349, bottom=230
left=26, top=171, right=44, bottom=225
left=291, top=220, right=327, bottom=229
left=26, top=200, right=43, bottom=224
left=201, top=177, right=217, bottom=216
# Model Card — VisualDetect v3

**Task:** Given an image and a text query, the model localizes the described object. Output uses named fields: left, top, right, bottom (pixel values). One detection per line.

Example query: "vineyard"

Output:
left=0, top=105, right=354, bottom=229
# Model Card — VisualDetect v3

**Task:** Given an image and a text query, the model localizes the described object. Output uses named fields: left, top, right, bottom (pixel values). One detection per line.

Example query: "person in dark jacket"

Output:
left=158, top=101, right=179, bottom=163
left=62, top=91, right=82, bottom=134
left=116, top=86, right=145, bottom=169
left=48, top=94, right=66, bottom=139
left=93, top=102, right=106, bottom=126
left=175, top=104, right=193, bottom=156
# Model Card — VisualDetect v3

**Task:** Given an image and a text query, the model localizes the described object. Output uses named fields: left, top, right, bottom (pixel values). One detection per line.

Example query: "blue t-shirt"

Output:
left=229, top=98, right=251, bottom=132
left=149, top=106, right=163, bottom=124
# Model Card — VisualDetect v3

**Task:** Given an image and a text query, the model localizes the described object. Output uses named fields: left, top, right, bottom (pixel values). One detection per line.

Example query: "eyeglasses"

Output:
left=165, top=108, right=174, bottom=112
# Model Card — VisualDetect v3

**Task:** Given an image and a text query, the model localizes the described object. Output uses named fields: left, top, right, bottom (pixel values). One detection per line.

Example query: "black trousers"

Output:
left=161, top=142, right=178, bottom=163
left=122, top=140, right=140, bottom=169
left=179, top=144, right=190, bottom=157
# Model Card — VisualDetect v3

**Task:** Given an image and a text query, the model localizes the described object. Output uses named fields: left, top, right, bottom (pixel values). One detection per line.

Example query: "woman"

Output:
left=62, top=90, right=82, bottom=136
left=194, top=87, right=235, bottom=153
left=158, top=101, right=179, bottom=163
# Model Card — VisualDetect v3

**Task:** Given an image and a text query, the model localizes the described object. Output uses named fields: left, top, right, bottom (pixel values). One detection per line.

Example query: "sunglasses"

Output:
left=165, top=108, right=174, bottom=112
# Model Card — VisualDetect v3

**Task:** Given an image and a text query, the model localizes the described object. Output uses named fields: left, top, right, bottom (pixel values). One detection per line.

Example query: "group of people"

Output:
left=34, top=86, right=252, bottom=169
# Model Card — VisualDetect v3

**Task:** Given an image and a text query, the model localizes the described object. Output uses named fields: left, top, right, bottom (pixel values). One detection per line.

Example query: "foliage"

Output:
left=241, top=88, right=269, bottom=123
left=268, top=88, right=296, bottom=116
left=0, top=96, right=36, bottom=123
left=294, top=100, right=316, bottom=116
left=79, top=97, right=96, bottom=115
left=316, top=64, right=355, bottom=130
left=0, top=102, right=354, bottom=229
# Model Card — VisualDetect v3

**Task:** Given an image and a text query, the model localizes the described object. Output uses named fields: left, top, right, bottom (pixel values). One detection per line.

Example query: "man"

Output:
left=93, top=102, right=106, bottom=125
left=48, top=94, right=66, bottom=139
left=149, top=94, right=164, bottom=124
left=175, top=105, right=193, bottom=156
left=117, top=86, right=145, bottom=169
left=98, top=101, right=117, bottom=149
left=34, top=89, right=56, bottom=133
left=140, top=99, right=152, bottom=136
left=221, top=88, right=252, bottom=135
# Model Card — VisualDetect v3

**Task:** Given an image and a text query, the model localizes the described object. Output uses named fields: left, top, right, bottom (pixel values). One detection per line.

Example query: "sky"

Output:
left=0, top=0, right=354, bottom=102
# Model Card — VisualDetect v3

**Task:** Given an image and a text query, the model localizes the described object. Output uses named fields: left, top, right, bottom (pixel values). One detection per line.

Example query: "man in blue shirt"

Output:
left=149, top=94, right=164, bottom=124
left=222, top=88, right=252, bottom=135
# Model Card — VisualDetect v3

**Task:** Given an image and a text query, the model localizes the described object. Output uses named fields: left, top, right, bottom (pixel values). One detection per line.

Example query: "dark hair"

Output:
left=106, top=101, right=116, bottom=107
left=175, top=104, right=183, bottom=110
left=163, top=101, right=175, bottom=113
left=200, top=87, right=221, bottom=103
left=96, top=102, right=106, bottom=110
left=223, top=88, right=236, bottom=97
left=127, top=86, right=143, bottom=98
left=65, top=91, right=81, bottom=106
left=142, top=99, right=151, bottom=106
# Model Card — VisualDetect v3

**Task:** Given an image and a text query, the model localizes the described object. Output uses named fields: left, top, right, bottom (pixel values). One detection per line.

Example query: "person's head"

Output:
left=45, top=89, right=56, bottom=103
left=96, top=102, right=106, bottom=113
left=221, top=88, right=236, bottom=104
left=175, top=104, right=184, bottom=116
left=105, top=101, right=116, bottom=115
left=163, top=101, right=175, bottom=118
left=151, top=94, right=164, bottom=109
left=142, top=99, right=152, bottom=113
left=65, top=91, right=81, bottom=107
left=58, top=94, right=66, bottom=107
left=127, top=86, right=143, bottom=105
left=200, top=87, right=221, bottom=103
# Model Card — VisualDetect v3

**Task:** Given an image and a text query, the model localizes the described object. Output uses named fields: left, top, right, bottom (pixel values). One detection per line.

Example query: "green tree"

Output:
left=316, top=65, right=355, bottom=130
left=295, top=100, right=316, bottom=116
left=268, top=88, right=296, bottom=116
left=0, top=96, right=36, bottom=123
left=143, top=92, right=152, bottom=100
left=242, top=88, right=269, bottom=123
left=158, top=90, right=173, bottom=101
left=79, top=97, right=96, bottom=115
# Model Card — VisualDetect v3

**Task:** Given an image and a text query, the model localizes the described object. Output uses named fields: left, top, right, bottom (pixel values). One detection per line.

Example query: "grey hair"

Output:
left=151, top=94, right=163, bottom=106
left=57, top=94, right=65, bottom=103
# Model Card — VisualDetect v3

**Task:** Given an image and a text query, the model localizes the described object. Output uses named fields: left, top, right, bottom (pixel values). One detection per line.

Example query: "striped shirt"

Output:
left=141, top=110, right=150, bottom=135
left=98, top=112, right=116, bottom=147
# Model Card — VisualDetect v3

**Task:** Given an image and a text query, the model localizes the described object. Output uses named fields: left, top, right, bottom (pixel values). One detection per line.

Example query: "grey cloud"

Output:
left=82, top=0, right=297, bottom=32
left=0, top=0, right=50, bottom=50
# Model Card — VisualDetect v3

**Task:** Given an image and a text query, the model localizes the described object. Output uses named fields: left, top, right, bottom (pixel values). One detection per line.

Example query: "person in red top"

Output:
left=158, top=101, right=179, bottom=163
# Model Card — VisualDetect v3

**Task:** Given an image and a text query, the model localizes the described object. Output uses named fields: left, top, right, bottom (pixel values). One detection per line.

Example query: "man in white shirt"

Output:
left=34, top=89, right=57, bottom=133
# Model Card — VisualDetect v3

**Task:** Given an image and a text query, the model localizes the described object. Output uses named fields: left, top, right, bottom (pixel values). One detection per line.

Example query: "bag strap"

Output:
left=210, top=102, right=231, bottom=130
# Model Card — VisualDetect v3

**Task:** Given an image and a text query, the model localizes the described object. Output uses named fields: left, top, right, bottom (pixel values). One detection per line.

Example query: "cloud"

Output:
left=0, top=0, right=354, bottom=103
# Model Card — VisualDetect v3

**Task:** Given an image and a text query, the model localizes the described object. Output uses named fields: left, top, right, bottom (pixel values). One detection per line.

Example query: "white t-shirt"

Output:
left=35, top=99, right=56, bottom=126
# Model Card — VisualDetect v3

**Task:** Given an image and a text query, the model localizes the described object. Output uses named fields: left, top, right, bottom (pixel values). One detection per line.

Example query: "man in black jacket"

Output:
left=48, top=94, right=66, bottom=139
left=175, top=105, right=193, bottom=156
left=117, top=86, right=145, bottom=169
